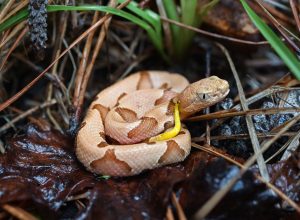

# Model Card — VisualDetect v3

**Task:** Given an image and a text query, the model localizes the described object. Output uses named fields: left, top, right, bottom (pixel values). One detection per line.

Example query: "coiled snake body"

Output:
left=76, top=71, right=229, bottom=176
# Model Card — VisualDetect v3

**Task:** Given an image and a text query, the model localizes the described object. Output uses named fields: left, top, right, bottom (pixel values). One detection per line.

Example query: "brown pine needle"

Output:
left=186, top=107, right=300, bottom=122
left=2, top=204, right=38, bottom=220
left=160, top=17, right=268, bottom=45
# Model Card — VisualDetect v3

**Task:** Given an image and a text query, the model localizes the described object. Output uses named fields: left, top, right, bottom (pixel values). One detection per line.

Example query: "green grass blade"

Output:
left=180, top=0, right=197, bottom=26
left=117, top=0, right=164, bottom=55
left=162, top=0, right=181, bottom=56
left=0, top=9, right=28, bottom=32
left=0, top=4, right=166, bottom=58
left=0, top=5, right=152, bottom=36
left=240, top=0, right=300, bottom=80
left=117, top=0, right=161, bottom=34
left=162, top=0, right=179, bottom=23
left=178, top=0, right=197, bottom=54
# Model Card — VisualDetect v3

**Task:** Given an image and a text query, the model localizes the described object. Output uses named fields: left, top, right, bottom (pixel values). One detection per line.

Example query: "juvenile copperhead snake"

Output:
left=76, top=71, right=229, bottom=176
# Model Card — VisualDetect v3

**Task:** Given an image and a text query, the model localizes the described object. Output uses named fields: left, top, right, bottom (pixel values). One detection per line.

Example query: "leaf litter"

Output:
left=1, top=0, right=300, bottom=219
left=0, top=123, right=299, bottom=219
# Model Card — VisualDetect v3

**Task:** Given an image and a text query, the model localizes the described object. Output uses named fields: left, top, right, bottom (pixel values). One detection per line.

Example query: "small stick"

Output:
left=160, top=17, right=268, bottom=45
left=0, top=0, right=16, bottom=21
left=216, top=42, right=270, bottom=182
left=77, top=0, right=118, bottom=109
left=0, top=25, right=27, bottom=71
left=73, top=12, right=100, bottom=107
left=192, top=131, right=298, bottom=142
left=2, top=204, right=38, bottom=220
left=171, top=192, right=187, bottom=220
left=186, top=107, right=300, bottom=122
left=289, top=0, right=300, bottom=33
left=0, top=99, right=57, bottom=134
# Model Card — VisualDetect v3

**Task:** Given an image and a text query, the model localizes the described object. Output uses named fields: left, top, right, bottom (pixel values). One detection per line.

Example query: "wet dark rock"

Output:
left=179, top=158, right=282, bottom=220
left=0, top=125, right=188, bottom=219
left=217, top=98, right=234, bottom=110
left=0, top=125, right=298, bottom=219
left=75, top=166, right=187, bottom=220
left=269, top=151, right=300, bottom=207
left=213, top=91, right=300, bottom=159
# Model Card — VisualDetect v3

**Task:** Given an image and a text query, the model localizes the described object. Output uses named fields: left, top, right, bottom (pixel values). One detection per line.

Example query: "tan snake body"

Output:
left=76, top=71, right=229, bottom=176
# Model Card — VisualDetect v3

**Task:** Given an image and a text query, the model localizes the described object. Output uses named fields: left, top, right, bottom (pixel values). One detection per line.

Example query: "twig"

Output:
left=171, top=192, right=187, bottom=220
left=289, top=0, right=300, bottom=33
left=8, top=106, right=43, bottom=126
left=186, top=107, right=300, bottom=122
left=0, top=24, right=27, bottom=71
left=66, top=191, right=90, bottom=201
left=128, top=29, right=143, bottom=59
left=0, top=21, right=26, bottom=49
left=265, top=128, right=300, bottom=162
left=160, top=17, right=268, bottom=45
left=77, top=0, right=118, bottom=109
left=110, top=32, right=136, bottom=59
left=0, top=99, right=57, bottom=134
left=63, top=39, right=77, bottom=100
left=2, top=204, right=38, bottom=220
left=258, top=0, right=295, bottom=26
left=1, top=0, right=28, bottom=23
left=194, top=86, right=298, bottom=145
left=217, top=43, right=270, bottom=181
left=0, top=0, right=16, bottom=21
left=0, top=139, right=5, bottom=154
left=75, top=199, right=86, bottom=210
left=280, top=129, right=300, bottom=161
left=117, top=53, right=150, bottom=80
left=255, top=0, right=300, bottom=53
left=73, top=12, right=100, bottom=107
left=46, top=10, right=69, bottom=132
left=166, top=206, right=175, bottom=220
left=263, top=0, right=291, bottom=11
left=192, top=131, right=298, bottom=142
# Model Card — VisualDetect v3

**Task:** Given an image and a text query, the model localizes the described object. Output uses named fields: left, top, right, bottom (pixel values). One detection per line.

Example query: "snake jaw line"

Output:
left=149, top=102, right=181, bottom=142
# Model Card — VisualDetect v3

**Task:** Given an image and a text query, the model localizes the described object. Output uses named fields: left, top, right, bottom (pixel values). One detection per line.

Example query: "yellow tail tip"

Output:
left=149, top=102, right=181, bottom=142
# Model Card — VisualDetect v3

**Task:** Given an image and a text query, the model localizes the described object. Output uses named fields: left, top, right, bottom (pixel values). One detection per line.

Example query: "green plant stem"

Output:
left=175, top=0, right=197, bottom=57
left=117, top=0, right=165, bottom=59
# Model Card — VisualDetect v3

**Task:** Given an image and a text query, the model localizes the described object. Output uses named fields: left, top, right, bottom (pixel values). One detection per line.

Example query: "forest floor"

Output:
left=0, top=0, right=300, bottom=219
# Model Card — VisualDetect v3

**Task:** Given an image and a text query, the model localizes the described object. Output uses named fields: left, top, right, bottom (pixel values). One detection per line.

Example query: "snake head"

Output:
left=177, top=76, right=229, bottom=118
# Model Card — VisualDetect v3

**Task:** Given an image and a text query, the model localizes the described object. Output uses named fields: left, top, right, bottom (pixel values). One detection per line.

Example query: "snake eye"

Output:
left=197, top=93, right=210, bottom=100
